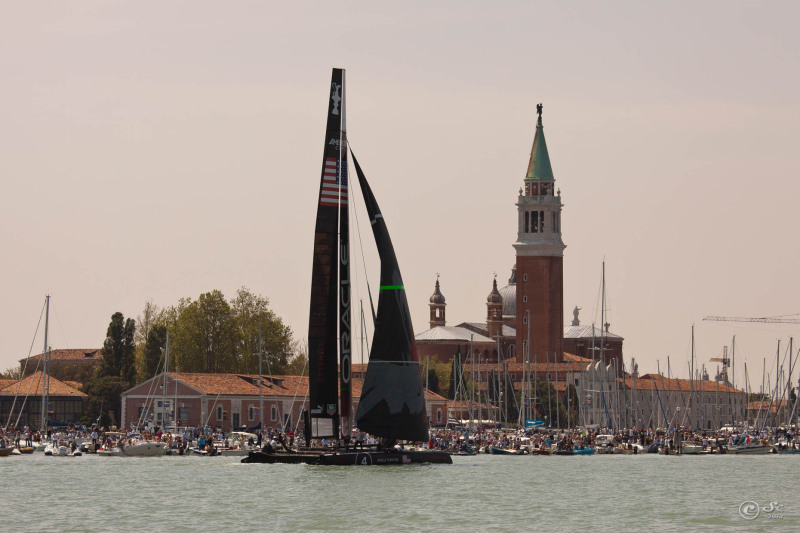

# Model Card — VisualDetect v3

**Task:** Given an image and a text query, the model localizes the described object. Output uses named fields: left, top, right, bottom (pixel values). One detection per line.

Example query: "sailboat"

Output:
left=243, top=68, right=450, bottom=465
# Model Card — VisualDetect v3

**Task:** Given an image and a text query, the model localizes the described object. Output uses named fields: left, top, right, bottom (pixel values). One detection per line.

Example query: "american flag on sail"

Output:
left=319, top=157, right=348, bottom=207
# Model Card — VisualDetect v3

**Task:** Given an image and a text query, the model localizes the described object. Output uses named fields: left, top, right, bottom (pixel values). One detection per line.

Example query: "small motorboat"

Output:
left=0, top=447, right=16, bottom=457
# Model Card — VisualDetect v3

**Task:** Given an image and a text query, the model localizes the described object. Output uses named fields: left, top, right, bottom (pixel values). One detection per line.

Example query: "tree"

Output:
left=231, top=287, right=293, bottom=374
left=81, top=375, right=129, bottom=428
left=422, top=358, right=450, bottom=397
left=142, top=324, right=168, bottom=379
left=285, top=342, right=309, bottom=376
left=99, top=312, right=137, bottom=386
left=139, top=288, right=295, bottom=375
left=1, top=366, right=21, bottom=380
left=449, top=347, right=467, bottom=400
left=135, top=300, right=161, bottom=346
left=169, top=290, right=238, bottom=373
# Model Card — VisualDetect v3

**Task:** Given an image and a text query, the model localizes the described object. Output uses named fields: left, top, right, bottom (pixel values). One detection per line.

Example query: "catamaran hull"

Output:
left=320, top=450, right=452, bottom=465
left=241, top=449, right=452, bottom=465
left=241, top=451, right=322, bottom=464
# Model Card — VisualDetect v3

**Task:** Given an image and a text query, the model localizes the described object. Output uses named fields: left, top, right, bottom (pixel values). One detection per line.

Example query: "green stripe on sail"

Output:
left=380, top=285, right=404, bottom=290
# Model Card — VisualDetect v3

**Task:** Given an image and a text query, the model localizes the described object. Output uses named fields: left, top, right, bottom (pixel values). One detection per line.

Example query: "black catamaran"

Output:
left=243, top=68, right=450, bottom=465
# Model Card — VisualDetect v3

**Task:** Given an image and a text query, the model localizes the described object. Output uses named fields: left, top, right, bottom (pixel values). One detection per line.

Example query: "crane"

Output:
left=710, top=346, right=731, bottom=383
left=703, top=315, right=800, bottom=324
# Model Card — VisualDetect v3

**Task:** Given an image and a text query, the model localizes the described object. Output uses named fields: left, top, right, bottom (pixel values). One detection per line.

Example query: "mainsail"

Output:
left=307, top=68, right=351, bottom=439
left=350, top=151, right=429, bottom=443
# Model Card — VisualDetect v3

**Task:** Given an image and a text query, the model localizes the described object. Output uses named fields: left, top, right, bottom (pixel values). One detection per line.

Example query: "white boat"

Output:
left=594, top=434, right=616, bottom=454
left=97, top=448, right=123, bottom=457
left=118, top=440, right=168, bottom=457
left=679, top=442, right=702, bottom=455
left=218, top=432, right=259, bottom=456
left=729, top=443, right=772, bottom=454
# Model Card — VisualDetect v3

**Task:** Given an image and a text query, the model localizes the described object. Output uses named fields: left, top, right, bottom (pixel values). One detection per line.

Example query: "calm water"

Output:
left=1, top=452, right=798, bottom=532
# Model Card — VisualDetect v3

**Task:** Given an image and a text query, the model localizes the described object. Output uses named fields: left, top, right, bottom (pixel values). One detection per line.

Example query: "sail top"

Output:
left=525, top=103, right=554, bottom=181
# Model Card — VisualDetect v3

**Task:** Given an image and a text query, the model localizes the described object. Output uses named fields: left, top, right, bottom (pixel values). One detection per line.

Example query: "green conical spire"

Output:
left=525, top=105, right=554, bottom=181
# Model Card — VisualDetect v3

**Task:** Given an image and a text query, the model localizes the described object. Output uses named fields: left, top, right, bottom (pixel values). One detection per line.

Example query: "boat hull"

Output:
left=488, top=446, right=526, bottom=455
left=730, top=445, right=772, bottom=455
left=242, top=451, right=322, bottom=464
left=120, top=442, right=168, bottom=457
left=242, top=449, right=453, bottom=465
left=320, top=450, right=453, bottom=465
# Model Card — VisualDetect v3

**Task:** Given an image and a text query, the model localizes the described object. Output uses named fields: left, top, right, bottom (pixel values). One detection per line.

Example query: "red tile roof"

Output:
left=563, top=352, right=593, bottom=363
left=142, top=372, right=443, bottom=403
left=632, top=374, right=742, bottom=393
left=746, top=400, right=791, bottom=413
left=19, top=349, right=102, bottom=364
left=0, top=371, right=87, bottom=397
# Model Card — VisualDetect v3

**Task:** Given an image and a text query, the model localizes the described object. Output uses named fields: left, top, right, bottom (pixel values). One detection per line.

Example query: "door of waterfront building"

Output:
left=232, top=413, right=240, bottom=429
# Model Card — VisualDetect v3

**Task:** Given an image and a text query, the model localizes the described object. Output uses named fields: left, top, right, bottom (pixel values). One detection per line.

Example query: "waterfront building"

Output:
left=568, top=363, right=746, bottom=430
left=0, top=370, right=87, bottom=427
left=18, top=348, right=101, bottom=385
left=120, top=373, right=448, bottom=432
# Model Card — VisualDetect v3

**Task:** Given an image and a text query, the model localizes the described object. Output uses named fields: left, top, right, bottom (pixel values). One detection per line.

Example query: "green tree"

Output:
left=449, top=347, right=467, bottom=400
left=422, top=357, right=450, bottom=397
left=99, top=312, right=137, bottom=385
left=142, top=324, right=168, bottom=379
left=82, top=375, right=129, bottom=428
left=231, top=287, right=293, bottom=374
left=170, top=290, right=238, bottom=373
left=141, top=289, right=295, bottom=375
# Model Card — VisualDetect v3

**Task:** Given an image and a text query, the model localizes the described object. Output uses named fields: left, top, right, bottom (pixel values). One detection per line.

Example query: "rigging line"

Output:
left=137, top=351, right=166, bottom=428
left=287, top=355, right=309, bottom=433
left=50, top=299, right=71, bottom=352
left=346, top=141, right=377, bottom=325
left=5, top=298, right=47, bottom=431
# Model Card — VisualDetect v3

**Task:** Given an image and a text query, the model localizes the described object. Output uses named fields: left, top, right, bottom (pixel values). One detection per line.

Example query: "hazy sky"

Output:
left=3, top=1, right=799, bottom=392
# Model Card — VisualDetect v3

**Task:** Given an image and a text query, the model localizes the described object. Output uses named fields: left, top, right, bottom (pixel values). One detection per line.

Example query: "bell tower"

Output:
left=429, top=275, right=446, bottom=329
left=514, top=104, right=565, bottom=364
left=486, top=275, right=503, bottom=340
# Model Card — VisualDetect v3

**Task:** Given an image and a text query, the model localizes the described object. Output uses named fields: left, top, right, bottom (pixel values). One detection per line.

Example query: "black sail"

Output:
left=307, top=68, right=349, bottom=438
left=350, top=150, right=429, bottom=443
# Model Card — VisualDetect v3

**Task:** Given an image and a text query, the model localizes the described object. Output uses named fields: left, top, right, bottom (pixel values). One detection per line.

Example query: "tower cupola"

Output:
left=487, top=276, right=503, bottom=339
left=429, top=275, right=446, bottom=328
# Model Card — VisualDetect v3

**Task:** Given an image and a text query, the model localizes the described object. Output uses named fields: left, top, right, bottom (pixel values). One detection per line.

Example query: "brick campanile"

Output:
left=514, top=104, right=565, bottom=364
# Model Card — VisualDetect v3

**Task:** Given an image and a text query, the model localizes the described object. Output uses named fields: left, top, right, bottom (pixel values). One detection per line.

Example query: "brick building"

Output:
left=121, top=372, right=448, bottom=432
left=0, top=370, right=88, bottom=427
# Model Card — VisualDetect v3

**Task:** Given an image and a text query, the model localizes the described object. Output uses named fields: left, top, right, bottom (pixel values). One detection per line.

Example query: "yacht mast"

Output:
left=41, top=295, right=50, bottom=432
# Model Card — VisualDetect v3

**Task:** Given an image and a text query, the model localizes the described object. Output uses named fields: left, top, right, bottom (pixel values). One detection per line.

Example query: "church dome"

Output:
left=499, top=283, right=516, bottom=318
left=499, top=265, right=516, bottom=318
left=429, top=278, right=445, bottom=305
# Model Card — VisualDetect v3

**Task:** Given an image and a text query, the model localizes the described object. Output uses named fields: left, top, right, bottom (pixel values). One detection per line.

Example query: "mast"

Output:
left=258, top=323, right=264, bottom=431
left=163, top=331, right=169, bottom=429
left=41, top=294, right=50, bottom=432
left=469, top=334, right=475, bottom=432
left=338, top=70, right=352, bottom=440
